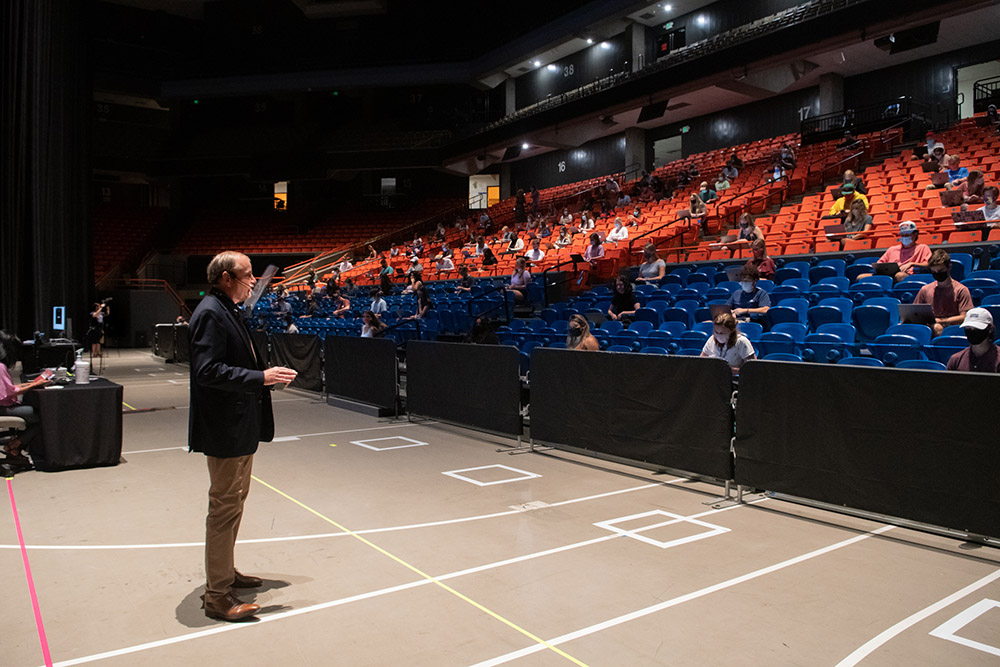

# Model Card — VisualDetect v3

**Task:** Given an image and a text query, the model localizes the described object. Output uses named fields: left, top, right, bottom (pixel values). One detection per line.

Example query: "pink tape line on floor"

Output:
left=7, top=478, right=54, bottom=667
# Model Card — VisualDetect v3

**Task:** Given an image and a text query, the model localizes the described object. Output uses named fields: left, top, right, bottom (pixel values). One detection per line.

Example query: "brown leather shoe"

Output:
left=204, top=593, right=260, bottom=621
left=233, top=570, right=263, bottom=588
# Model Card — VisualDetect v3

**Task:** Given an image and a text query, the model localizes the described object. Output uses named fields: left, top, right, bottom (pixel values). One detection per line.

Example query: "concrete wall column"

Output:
left=626, top=22, right=647, bottom=72
left=505, top=77, right=516, bottom=116
left=624, top=127, right=647, bottom=177
left=819, top=73, right=844, bottom=115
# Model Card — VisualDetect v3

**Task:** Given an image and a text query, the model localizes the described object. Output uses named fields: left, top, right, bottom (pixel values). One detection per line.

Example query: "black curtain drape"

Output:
left=2, top=0, right=92, bottom=339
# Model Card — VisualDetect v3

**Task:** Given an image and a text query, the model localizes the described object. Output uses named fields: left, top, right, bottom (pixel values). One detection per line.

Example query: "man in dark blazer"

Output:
left=189, top=251, right=297, bottom=621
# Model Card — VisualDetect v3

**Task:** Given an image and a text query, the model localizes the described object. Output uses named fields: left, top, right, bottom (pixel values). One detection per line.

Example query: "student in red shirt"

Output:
left=913, top=249, right=973, bottom=337
left=946, top=308, right=1000, bottom=373
left=858, top=221, right=932, bottom=283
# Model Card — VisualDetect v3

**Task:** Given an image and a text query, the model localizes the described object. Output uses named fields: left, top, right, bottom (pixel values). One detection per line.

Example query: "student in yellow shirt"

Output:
left=829, top=183, right=869, bottom=216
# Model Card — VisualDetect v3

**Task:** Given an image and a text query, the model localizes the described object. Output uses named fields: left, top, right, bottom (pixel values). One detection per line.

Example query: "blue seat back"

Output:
left=629, top=321, right=654, bottom=337
left=771, top=322, right=808, bottom=342
left=756, top=331, right=796, bottom=356
left=763, top=352, right=803, bottom=362
left=895, top=359, right=946, bottom=371
left=738, top=321, right=763, bottom=341
left=852, top=305, right=892, bottom=343
left=886, top=323, right=932, bottom=346
left=838, top=356, right=884, bottom=367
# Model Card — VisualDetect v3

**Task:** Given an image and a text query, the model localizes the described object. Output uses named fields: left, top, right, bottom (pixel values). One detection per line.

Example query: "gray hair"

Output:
left=206, top=251, right=247, bottom=285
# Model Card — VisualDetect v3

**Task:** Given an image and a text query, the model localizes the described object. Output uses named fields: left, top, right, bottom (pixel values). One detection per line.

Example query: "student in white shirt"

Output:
left=525, top=238, right=546, bottom=264
left=606, top=217, right=629, bottom=243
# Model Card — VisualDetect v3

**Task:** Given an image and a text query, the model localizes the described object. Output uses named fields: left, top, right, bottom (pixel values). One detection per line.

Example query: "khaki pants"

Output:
left=204, top=454, right=253, bottom=605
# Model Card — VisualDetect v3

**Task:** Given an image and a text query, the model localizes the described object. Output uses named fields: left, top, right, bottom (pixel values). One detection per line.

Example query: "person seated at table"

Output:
left=744, top=239, right=776, bottom=280
left=0, top=331, right=50, bottom=468
left=329, top=287, right=351, bottom=318
left=700, top=312, right=756, bottom=371
left=828, top=183, right=869, bottom=216
left=606, top=217, right=629, bottom=244
left=841, top=198, right=874, bottom=246
left=636, top=243, right=666, bottom=283
left=525, top=238, right=546, bottom=265
left=858, top=221, right=931, bottom=283
left=360, top=310, right=385, bottom=338
left=841, top=169, right=866, bottom=195
left=727, top=265, right=771, bottom=321
left=506, top=257, right=532, bottom=304
left=946, top=307, right=1000, bottom=372
left=608, top=275, right=640, bottom=323
left=566, top=314, right=599, bottom=351
left=913, top=249, right=973, bottom=337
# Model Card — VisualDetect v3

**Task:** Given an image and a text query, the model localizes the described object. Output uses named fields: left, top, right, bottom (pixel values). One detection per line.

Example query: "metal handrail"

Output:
left=113, top=278, right=191, bottom=317
left=468, top=282, right=512, bottom=323
left=376, top=315, right=423, bottom=348
left=540, top=257, right=592, bottom=308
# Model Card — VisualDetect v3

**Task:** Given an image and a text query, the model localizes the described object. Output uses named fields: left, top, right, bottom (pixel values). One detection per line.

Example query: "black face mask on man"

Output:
left=931, top=269, right=950, bottom=282
left=965, top=326, right=992, bottom=346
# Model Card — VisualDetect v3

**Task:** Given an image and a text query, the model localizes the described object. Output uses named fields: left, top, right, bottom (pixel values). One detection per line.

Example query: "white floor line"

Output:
left=1, top=482, right=667, bottom=551
left=468, top=524, right=897, bottom=667
left=288, top=422, right=434, bottom=438
left=835, top=567, right=1000, bottom=667
left=43, top=500, right=758, bottom=667
left=121, top=446, right=187, bottom=455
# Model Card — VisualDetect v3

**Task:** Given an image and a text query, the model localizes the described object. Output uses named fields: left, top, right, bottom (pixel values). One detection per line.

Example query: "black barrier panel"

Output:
left=736, top=361, right=1000, bottom=537
left=324, top=336, right=398, bottom=410
left=270, top=334, right=323, bottom=392
left=155, top=324, right=174, bottom=360
left=407, top=341, right=522, bottom=436
left=175, top=324, right=190, bottom=363
left=531, top=349, right=734, bottom=479
left=251, top=331, right=270, bottom=368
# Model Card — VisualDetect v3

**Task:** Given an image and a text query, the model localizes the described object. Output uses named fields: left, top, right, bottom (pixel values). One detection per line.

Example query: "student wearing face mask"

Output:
left=744, top=239, right=775, bottom=280
left=974, top=186, right=1000, bottom=224
left=566, top=314, right=599, bottom=351
left=607, top=276, right=640, bottom=323
left=861, top=221, right=932, bottom=283
left=734, top=213, right=764, bottom=246
left=606, top=217, right=629, bottom=243
left=912, top=250, right=973, bottom=337
left=700, top=313, right=756, bottom=371
left=946, top=308, right=1000, bottom=372
left=727, top=266, right=771, bottom=320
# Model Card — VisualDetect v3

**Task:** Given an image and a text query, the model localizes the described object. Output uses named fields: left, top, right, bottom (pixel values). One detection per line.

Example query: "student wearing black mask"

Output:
left=946, top=308, right=1000, bottom=372
left=566, top=314, right=599, bottom=351
left=912, top=249, right=973, bottom=337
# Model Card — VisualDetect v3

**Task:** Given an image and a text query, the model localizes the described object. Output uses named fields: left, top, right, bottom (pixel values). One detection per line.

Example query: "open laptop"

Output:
left=824, top=223, right=846, bottom=236
left=711, top=234, right=738, bottom=247
left=874, top=262, right=900, bottom=277
left=952, top=209, right=986, bottom=224
left=939, top=190, right=965, bottom=207
left=929, top=172, right=949, bottom=187
left=724, top=265, right=745, bottom=282
left=569, top=253, right=586, bottom=263
left=920, top=161, right=941, bottom=173
left=898, top=303, right=935, bottom=325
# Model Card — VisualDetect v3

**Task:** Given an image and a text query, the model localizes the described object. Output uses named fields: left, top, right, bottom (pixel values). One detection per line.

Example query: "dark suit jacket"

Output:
left=188, top=289, right=274, bottom=457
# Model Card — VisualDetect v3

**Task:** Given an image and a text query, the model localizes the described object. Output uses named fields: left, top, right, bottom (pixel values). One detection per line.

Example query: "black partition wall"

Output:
left=406, top=341, right=522, bottom=436
left=325, top=336, right=398, bottom=411
left=736, top=361, right=1000, bottom=537
left=531, top=349, right=735, bottom=479
left=270, top=333, right=323, bottom=392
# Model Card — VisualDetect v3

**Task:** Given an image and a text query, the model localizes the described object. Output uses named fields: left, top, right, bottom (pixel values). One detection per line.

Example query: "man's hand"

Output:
left=263, top=367, right=298, bottom=386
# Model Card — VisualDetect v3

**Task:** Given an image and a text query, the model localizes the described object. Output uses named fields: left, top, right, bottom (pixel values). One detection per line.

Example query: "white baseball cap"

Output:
left=898, top=221, right=917, bottom=235
left=961, top=307, right=993, bottom=330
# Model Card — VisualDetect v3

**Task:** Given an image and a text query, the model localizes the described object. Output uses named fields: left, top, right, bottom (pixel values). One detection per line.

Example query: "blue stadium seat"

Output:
left=659, top=322, right=687, bottom=335
left=628, top=321, right=654, bottom=337
left=767, top=298, right=809, bottom=327
left=852, top=305, right=892, bottom=343
left=771, top=322, right=808, bottom=343
left=808, top=265, right=837, bottom=284
left=611, top=330, right=642, bottom=352
left=640, top=346, right=669, bottom=354
left=817, top=323, right=857, bottom=345
left=762, top=352, right=803, bottom=362
left=886, top=323, right=932, bottom=346
left=676, top=330, right=709, bottom=349
left=848, top=282, right=886, bottom=304
left=869, top=334, right=924, bottom=365
left=756, top=331, right=796, bottom=357
left=693, top=321, right=714, bottom=336
left=737, top=321, right=763, bottom=341
left=774, top=267, right=802, bottom=284
left=769, top=284, right=804, bottom=305
left=895, top=359, right=947, bottom=371
left=802, top=333, right=849, bottom=363
left=949, top=253, right=973, bottom=281
left=838, top=356, right=884, bottom=367
left=925, top=336, right=967, bottom=364
left=600, top=320, right=624, bottom=335
left=940, top=325, right=965, bottom=338
left=606, top=345, right=633, bottom=353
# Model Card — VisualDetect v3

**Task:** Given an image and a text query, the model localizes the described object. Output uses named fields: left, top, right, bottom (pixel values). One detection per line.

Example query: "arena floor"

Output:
left=2, top=350, right=999, bottom=666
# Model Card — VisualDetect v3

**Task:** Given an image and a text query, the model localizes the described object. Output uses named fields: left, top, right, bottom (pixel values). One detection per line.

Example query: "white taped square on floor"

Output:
left=442, top=464, right=542, bottom=486
left=594, top=509, right=730, bottom=549
left=350, top=436, right=429, bottom=451
left=929, top=598, right=1000, bottom=657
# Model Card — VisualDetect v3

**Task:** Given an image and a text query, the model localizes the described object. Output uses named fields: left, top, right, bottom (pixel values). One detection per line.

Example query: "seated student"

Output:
left=744, top=239, right=776, bottom=280
left=464, top=316, right=499, bottom=345
left=627, top=206, right=643, bottom=228
left=828, top=183, right=869, bottom=216
left=559, top=208, right=573, bottom=225
left=338, top=256, right=354, bottom=273
left=283, top=315, right=298, bottom=334
left=925, top=144, right=946, bottom=166
left=405, top=256, right=423, bottom=277
left=727, top=265, right=771, bottom=320
left=579, top=212, right=596, bottom=232
left=402, top=272, right=423, bottom=295
left=700, top=312, right=756, bottom=371
left=554, top=226, right=573, bottom=248
left=607, top=275, right=640, bottom=323
left=404, top=287, right=433, bottom=320
left=733, top=213, right=765, bottom=246
left=360, top=310, right=385, bottom=338
left=946, top=308, right=1000, bottom=372
left=525, top=238, right=546, bottom=264
left=913, top=249, right=973, bottom=337
left=503, top=235, right=525, bottom=255
left=606, top=217, right=629, bottom=243
left=722, top=162, right=739, bottom=181
left=728, top=151, right=744, bottom=170
left=636, top=243, right=666, bottom=283
left=463, top=235, right=486, bottom=258
left=481, top=245, right=498, bottom=267
left=566, top=314, right=599, bottom=351
left=837, top=130, right=862, bottom=150
left=377, top=258, right=395, bottom=295
left=583, top=232, right=605, bottom=263
left=841, top=169, right=866, bottom=195
left=369, top=289, right=388, bottom=315
left=955, top=170, right=986, bottom=205
left=538, top=222, right=553, bottom=238
left=973, top=186, right=1000, bottom=224
left=389, top=245, right=400, bottom=258
left=329, top=288, right=351, bottom=318
left=945, top=154, right=970, bottom=185
left=0, top=331, right=50, bottom=468
left=860, top=221, right=932, bottom=283
left=841, top=198, right=874, bottom=245
left=698, top=182, right=717, bottom=204
left=688, top=192, right=708, bottom=235
left=507, top=257, right=531, bottom=303
left=714, top=173, right=731, bottom=191
left=434, top=255, right=455, bottom=272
